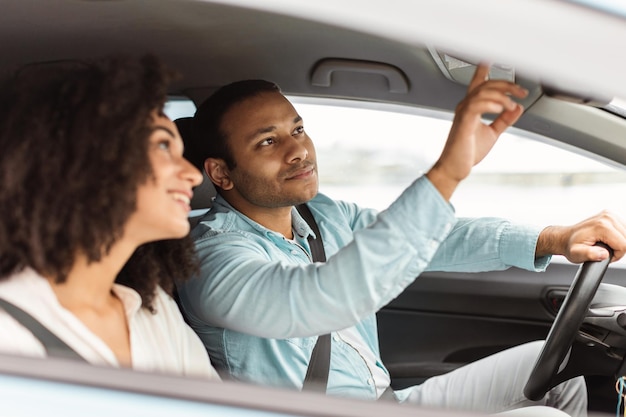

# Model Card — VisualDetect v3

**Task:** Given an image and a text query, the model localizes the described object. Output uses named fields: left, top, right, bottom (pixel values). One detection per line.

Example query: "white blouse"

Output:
left=0, top=268, right=219, bottom=380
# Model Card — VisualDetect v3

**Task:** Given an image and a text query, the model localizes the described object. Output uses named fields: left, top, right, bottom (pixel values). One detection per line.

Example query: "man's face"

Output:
left=217, top=91, right=318, bottom=209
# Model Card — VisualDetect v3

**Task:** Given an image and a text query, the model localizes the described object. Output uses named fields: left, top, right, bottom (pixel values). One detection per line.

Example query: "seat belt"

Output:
left=0, top=297, right=86, bottom=361
left=295, top=204, right=398, bottom=402
left=295, top=204, right=331, bottom=393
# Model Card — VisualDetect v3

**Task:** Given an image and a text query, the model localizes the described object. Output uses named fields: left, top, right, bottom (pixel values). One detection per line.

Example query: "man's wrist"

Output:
left=536, top=225, right=566, bottom=258
left=426, top=165, right=461, bottom=202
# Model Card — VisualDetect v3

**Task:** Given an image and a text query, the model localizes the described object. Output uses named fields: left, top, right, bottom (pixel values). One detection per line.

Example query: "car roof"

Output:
left=2, top=0, right=626, bottom=170
left=3, top=0, right=626, bottom=96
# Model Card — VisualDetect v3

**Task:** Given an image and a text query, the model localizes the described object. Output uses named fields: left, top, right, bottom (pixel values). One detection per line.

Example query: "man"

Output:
left=176, top=65, right=626, bottom=416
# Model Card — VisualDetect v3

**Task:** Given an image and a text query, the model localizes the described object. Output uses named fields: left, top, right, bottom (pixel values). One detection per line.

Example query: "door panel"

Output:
left=376, top=262, right=626, bottom=412
left=379, top=310, right=549, bottom=388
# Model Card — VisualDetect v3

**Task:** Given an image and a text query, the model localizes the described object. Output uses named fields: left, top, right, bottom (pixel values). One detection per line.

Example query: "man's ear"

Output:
left=205, top=158, right=233, bottom=191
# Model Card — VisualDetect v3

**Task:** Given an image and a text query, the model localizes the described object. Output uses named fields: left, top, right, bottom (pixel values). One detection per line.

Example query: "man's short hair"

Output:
left=191, top=79, right=280, bottom=170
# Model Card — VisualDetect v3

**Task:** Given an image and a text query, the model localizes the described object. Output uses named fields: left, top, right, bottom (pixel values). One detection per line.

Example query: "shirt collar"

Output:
left=111, top=284, right=142, bottom=318
left=213, top=194, right=316, bottom=240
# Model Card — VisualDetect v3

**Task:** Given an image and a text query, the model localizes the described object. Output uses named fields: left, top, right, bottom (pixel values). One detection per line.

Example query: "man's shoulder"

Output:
left=189, top=192, right=366, bottom=242
left=307, top=192, right=374, bottom=229
left=307, top=192, right=337, bottom=207
left=189, top=198, right=284, bottom=249
left=306, top=192, right=358, bottom=214
left=190, top=203, right=245, bottom=241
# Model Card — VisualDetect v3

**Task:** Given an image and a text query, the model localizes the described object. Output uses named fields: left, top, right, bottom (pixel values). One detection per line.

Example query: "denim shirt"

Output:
left=176, top=175, right=550, bottom=401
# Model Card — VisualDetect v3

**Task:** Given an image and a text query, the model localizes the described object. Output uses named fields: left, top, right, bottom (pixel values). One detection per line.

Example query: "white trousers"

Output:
left=400, top=341, right=587, bottom=417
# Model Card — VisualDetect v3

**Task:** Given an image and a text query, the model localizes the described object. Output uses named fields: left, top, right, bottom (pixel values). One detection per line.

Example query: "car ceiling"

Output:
left=3, top=0, right=626, bottom=167
left=1, top=0, right=465, bottom=105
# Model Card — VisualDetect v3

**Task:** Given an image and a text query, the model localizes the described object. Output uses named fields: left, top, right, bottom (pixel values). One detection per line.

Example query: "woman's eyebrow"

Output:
left=152, top=125, right=176, bottom=137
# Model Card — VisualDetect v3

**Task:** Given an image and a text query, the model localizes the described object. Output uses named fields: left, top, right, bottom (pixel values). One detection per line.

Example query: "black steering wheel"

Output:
left=524, top=242, right=613, bottom=401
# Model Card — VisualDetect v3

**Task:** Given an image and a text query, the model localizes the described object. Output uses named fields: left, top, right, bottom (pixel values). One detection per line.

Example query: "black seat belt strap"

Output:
left=0, top=297, right=86, bottom=361
left=296, top=204, right=331, bottom=393
left=295, top=204, right=398, bottom=401
left=296, top=203, right=326, bottom=264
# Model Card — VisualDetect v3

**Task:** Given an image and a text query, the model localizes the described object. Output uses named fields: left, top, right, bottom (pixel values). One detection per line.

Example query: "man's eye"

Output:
left=260, top=138, right=275, bottom=146
left=294, top=126, right=305, bottom=135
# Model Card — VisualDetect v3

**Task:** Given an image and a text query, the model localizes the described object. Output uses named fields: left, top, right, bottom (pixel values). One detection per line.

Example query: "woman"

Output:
left=0, top=55, right=218, bottom=379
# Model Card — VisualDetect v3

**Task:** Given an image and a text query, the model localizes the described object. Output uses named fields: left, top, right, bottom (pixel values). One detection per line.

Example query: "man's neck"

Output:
left=222, top=195, right=294, bottom=238
left=251, top=207, right=294, bottom=238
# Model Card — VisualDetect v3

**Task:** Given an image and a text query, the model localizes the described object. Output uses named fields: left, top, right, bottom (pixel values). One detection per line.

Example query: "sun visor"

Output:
left=428, top=47, right=613, bottom=109
left=428, top=48, right=515, bottom=84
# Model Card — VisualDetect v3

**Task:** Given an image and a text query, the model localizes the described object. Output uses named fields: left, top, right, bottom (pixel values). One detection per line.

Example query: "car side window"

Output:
left=164, top=97, right=197, bottom=121
left=168, top=95, right=626, bottom=266
left=292, top=97, right=626, bottom=264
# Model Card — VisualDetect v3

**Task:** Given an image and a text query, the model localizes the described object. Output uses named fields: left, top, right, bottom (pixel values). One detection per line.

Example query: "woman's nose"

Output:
left=182, top=157, right=203, bottom=186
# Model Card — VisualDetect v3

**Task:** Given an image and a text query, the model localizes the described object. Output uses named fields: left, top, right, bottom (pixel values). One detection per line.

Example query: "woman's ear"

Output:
left=205, top=158, right=233, bottom=190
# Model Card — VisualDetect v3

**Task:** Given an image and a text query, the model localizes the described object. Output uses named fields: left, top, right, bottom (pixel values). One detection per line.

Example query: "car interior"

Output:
left=3, top=0, right=626, bottom=416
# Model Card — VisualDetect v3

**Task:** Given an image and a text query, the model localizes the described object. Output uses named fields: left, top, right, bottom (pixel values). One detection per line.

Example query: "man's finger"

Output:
left=490, top=104, right=524, bottom=136
left=468, top=63, right=490, bottom=92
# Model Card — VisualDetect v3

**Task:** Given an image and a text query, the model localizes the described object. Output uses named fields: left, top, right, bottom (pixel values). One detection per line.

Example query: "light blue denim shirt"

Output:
left=176, top=175, right=550, bottom=401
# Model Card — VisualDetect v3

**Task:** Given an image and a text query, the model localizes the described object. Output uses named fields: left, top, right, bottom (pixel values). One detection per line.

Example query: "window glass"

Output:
left=292, top=97, right=626, bottom=264
left=566, top=0, right=626, bottom=19
left=292, top=97, right=451, bottom=211
left=167, top=95, right=626, bottom=265
left=164, top=97, right=196, bottom=121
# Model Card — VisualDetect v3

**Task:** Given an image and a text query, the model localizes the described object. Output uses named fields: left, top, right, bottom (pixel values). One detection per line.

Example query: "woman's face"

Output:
left=126, top=113, right=203, bottom=244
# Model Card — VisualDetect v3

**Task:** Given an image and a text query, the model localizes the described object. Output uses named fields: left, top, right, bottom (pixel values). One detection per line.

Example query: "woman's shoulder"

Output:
left=0, top=269, right=59, bottom=358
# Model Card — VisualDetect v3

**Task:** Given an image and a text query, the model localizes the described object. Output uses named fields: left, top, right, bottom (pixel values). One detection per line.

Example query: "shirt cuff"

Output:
left=499, top=222, right=551, bottom=271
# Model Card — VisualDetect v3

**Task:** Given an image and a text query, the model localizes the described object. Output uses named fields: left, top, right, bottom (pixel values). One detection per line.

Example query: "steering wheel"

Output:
left=524, top=242, right=613, bottom=401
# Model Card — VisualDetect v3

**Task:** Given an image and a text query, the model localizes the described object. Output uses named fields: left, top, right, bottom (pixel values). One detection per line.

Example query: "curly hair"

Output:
left=0, top=55, right=198, bottom=310
left=190, top=79, right=280, bottom=172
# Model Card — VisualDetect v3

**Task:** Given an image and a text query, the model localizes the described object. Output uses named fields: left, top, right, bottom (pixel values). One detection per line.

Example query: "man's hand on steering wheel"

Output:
left=524, top=242, right=614, bottom=401
left=535, top=211, right=626, bottom=262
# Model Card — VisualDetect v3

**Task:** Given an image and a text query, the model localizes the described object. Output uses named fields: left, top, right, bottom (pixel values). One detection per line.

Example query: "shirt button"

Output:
left=429, top=240, right=438, bottom=249
left=291, top=250, right=299, bottom=255
left=332, top=334, right=340, bottom=342
left=366, top=378, right=373, bottom=385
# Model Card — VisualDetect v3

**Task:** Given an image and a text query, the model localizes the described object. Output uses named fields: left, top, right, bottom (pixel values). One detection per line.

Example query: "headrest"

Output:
left=175, top=117, right=216, bottom=210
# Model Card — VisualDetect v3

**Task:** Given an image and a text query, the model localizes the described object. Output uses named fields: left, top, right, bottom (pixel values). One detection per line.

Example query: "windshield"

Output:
left=567, top=0, right=626, bottom=18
